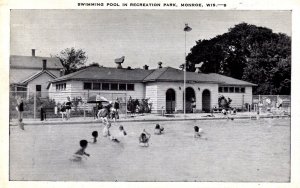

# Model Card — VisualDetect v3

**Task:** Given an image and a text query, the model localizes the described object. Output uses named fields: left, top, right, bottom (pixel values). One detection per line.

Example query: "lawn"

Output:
left=9, top=118, right=290, bottom=182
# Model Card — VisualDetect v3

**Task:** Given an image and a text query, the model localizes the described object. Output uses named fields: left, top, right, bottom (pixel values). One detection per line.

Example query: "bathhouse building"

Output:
left=48, top=63, right=256, bottom=113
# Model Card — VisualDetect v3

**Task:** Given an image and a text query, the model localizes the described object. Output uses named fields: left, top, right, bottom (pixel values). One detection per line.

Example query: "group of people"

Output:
left=58, top=97, right=72, bottom=120
left=127, top=97, right=152, bottom=115
left=70, top=120, right=207, bottom=161
left=96, top=99, right=120, bottom=123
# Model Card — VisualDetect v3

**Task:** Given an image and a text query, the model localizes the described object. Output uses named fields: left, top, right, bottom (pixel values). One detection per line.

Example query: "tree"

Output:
left=186, top=23, right=291, bottom=95
left=55, top=47, right=88, bottom=75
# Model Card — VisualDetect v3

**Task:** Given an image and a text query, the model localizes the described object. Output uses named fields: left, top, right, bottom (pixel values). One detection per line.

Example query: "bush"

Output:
left=218, top=95, right=232, bottom=109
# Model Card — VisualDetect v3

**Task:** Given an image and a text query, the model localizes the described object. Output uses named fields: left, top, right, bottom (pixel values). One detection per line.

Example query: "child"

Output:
left=91, top=131, right=98, bottom=143
left=102, top=122, right=111, bottom=137
left=60, top=103, right=67, bottom=120
left=154, top=124, right=164, bottom=135
left=139, top=129, right=151, bottom=147
left=119, top=125, right=127, bottom=136
left=222, top=108, right=229, bottom=120
left=110, top=108, right=117, bottom=122
left=256, top=110, right=260, bottom=120
left=18, top=118, right=25, bottom=130
left=194, top=126, right=207, bottom=140
left=98, top=108, right=109, bottom=124
left=102, top=122, right=120, bottom=143
left=70, top=140, right=90, bottom=161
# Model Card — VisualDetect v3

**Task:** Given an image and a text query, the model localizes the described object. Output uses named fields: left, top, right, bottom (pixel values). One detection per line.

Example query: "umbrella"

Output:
left=87, top=95, right=109, bottom=103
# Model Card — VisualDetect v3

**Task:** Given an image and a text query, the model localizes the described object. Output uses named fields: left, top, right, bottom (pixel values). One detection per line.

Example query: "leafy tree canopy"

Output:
left=54, top=47, right=88, bottom=75
left=186, top=23, right=291, bottom=95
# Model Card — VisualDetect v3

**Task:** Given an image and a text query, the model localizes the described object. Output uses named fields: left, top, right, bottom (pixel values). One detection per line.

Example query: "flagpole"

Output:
left=184, top=29, right=187, bottom=117
left=183, top=24, right=192, bottom=117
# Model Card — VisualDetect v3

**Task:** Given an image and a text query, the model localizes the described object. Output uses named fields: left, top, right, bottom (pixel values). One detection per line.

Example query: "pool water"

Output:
left=9, top=118, right=290, bottom=182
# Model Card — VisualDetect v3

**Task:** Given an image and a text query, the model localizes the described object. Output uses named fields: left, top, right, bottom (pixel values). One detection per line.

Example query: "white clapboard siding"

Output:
left=149, top=82, right=219, bottom=113
left=220, top=87, right=253, bottom=108
left=49, top=80, right=145, bottom=105
left=145, top=83, right=159, bottom=112
left=26, top=72, right=55, bottom=98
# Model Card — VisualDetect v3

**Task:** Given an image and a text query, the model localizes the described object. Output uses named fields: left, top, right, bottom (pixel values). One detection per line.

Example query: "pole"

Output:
left=33, top=91, right=36, bottom=119
left=183, top=23, right=192, bottom=117
left=125, top=93, right=127, bottom=119
left=184, top=30, right=186, bottom=117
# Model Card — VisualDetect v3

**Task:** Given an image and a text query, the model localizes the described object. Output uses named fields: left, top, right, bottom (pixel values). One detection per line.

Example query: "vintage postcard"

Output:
left=1, top=0, right=299, bottom=187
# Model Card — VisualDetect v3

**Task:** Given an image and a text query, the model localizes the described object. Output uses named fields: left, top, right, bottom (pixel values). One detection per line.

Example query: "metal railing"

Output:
left=252, top=95, right=291, bottom=114
left=9, top=91, right=129, bottom=120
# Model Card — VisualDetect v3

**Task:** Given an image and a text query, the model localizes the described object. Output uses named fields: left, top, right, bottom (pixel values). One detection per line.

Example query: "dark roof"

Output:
left=144, top=67, right=256, bottom=86
left=209, top=73, right=257, bottom=86
left=52, top=66, right=256, bottom=86
left=52, top=66, right=154, bottom=82
left=10, top=55, right=63, bottom=69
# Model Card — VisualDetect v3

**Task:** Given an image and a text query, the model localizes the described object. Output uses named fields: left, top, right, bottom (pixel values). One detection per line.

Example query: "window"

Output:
left=16, top=87, right=27, bottom=91
left=119, top=83, right=126, bottom=91
left=93, top=83, right=101, bottom=90
left=241, top=87, right=245, bottom=93
left=36, top=85, right=41, bottom=92
left=84, top=82, right=92, bottom=90
left=127, top=84, right=134, bottom=91
left=235, top=87, right=240, bottom=93
left=56, top=83, right=66, bottom=91
left=102, top=83, right=109, bottom=90
left=111, top=83, right=118, bottom=90
left=218, top=87, right=223, bottom=93
left=229, top=87, right=234, bottom=93
left=223, top=87, right=228, bottom=93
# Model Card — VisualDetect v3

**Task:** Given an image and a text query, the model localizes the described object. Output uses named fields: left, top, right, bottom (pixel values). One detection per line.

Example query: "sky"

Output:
left=10, top=10, right=291, bottom=69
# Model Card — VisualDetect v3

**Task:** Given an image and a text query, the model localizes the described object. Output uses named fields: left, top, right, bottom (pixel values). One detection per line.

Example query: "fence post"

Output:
left=125, top=93, right=127, bottom=119
left=84, top=92, right=86, bottom=119
left=33, top=92, right=36, bottom=119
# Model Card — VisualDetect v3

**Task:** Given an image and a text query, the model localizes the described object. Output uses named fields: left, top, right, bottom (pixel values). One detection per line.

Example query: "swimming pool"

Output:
left=9, top=118, right=290, bottom=182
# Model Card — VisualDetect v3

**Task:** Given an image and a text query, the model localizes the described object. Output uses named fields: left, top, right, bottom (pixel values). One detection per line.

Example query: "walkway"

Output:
left=9, top=111, right=289, bottom=126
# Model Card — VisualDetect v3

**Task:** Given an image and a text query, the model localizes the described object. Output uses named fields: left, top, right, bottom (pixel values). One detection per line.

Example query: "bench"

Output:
left=212, top=108, right=222, bottom=113
left=40, top=107, right=55, bottom=120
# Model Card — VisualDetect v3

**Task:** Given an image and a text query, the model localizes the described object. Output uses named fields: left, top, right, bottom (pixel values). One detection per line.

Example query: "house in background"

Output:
left=10, top=49, right=64, bottom=98
left=49, top=61, right=256, bottom=113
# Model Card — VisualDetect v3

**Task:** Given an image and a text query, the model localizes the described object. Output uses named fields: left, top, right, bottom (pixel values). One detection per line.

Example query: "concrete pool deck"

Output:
left=9, top=111, right=290, bottom=126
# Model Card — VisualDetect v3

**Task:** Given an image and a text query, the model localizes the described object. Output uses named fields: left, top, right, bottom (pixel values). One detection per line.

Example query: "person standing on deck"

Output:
left=65, top=97, right=72, bottom=120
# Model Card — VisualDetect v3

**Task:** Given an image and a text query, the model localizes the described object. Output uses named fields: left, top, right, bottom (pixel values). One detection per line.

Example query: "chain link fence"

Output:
left=252, top=95, right=291, bottom=115
left=9, top=91, right=129, bottom=120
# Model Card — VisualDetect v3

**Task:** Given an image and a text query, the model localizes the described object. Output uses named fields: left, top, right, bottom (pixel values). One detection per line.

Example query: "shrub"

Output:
left=218, top=95, right=232, bottom=109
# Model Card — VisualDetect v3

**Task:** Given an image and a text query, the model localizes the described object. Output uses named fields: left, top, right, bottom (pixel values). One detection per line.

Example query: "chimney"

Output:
left=143, top=65, right=149, bottom=70
left=32, top=49, right=36, bottom=57
left=158, top=61, right=162, bottom=69
left=42, top=59, right=47, bottom=70
left=115, top=56, right=125, bottom=69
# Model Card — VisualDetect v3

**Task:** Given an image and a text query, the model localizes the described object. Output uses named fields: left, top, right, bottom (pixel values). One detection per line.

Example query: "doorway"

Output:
left=166, top=89, right=176, bottom=113
left=185, top=87, right=196, bottom=113
left=202, top=89, right=211, bottom=112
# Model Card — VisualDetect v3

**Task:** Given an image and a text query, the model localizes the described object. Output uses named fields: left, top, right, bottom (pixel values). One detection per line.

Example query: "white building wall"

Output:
left=149, top=82, right=219, bottom=113
left=48, top=80, right=253, bottom=112
left=220, top=86, right=253, bottom=108
left=49, top=80, right=145, bottom=105
left=145, top=83, right=158, bottom=112
left=27, top=73, right=55, bottom=98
